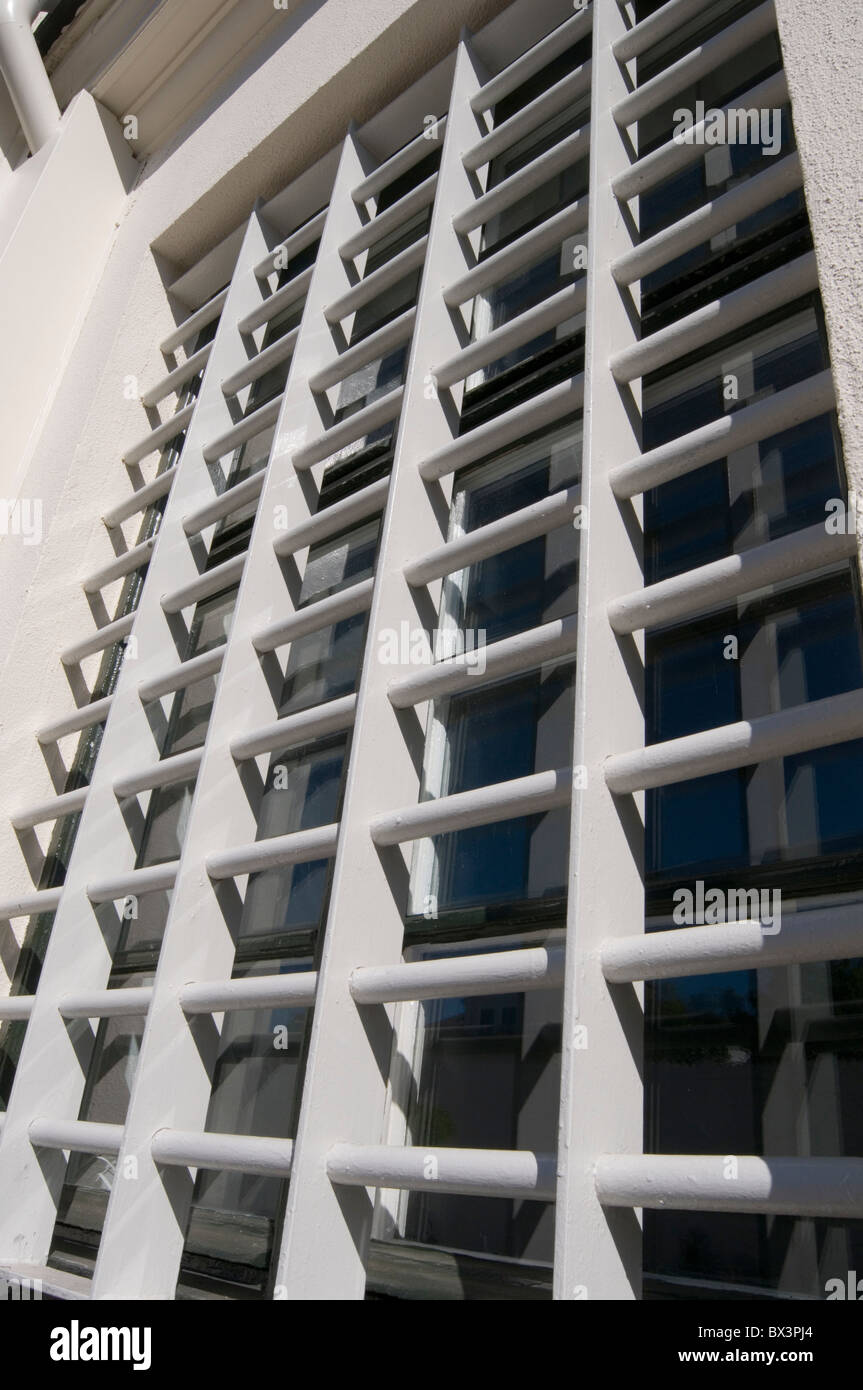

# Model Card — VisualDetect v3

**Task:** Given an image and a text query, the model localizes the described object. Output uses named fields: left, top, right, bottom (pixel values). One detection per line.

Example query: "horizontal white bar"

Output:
left=37, top=696, right=112, bottom=744
left=101, top=468, right=175, bottom=528
left=596, top=1154, right=863, bottom=1219
left=123, top=403, right=195, bottom=466
left=180, top=972, right=318, bottom=1014
left=388, top=613, right=578, bottom=707
left=254, top=209, right=328, bottom=280
left=602, top=902, right=863, bottom=983
left=420, top=373, right=583, bottom=482
left=141, top=342, right=212, bottom=408
left=340, top=175, right=437, bottom=261
left=182, top=469, right=265, bottom=536
left=445, top=198, right=588, bottom=308
left=613, top=0, right=777, bottom=129
left=160, top=553, right=245, bottom=615
left=327, top=1144, right=557, bottom=1201
left=471, top=6, right=592, bottom=114
left=152, top=1129, right=294, bottom=1178
left=61, top=612, right=135, bottom=666
left=11, top=785, right=88, bottom=831
left=292, top=386, right=404, bottom=471
left=610, top=370, right=835, bottom=498
left=613, top=0, right=721, bottom=63
left=58, top=987, right=153, bottom=1019
left=325, top=237, right=427, bottom=325
left=252, top=576, right=374, bottom=654
left=308, top=308, right=416, bottom=394
left=86, top=860, right=178, bottom=904
left=613, top=69, right=788, bottom=202
left=0, top=995, right=35, bottom=1020
left=113, top=746, right=203, bottom=799
left=434, top=281, right=585, bottom=390
left=465, top=61, right=591, bottom=173
left=221, top=327, right=299, bottom=398
left=353, top=119, right=448, bottom=205
left=230, top=694, right=357, bottom=762
left=613, top=152, right=802, bottom=287
left=82, top=536, right=155, bottom=594
left=453, top=126, right=590, bottom=237
left=29, top=1119, right=123, bottom=1157
left=350, top=943, right=566, bottom=1004
left=605, top=688, right=863, bottom=794
left=206, top=822, right=340, bottom=881
left=160, top=289, right=228, bottom=355
left=404, top=484, right=580, bottom=588
left=237, top=265, right=314, bottom=336
left=138, top=647, right=224, bottom=703
left=0, top=887, right=62, bottom=919
left=610, top=251, right=818, bottom=384
left=370, top=767, right=572, bottom=846
left=273, top=475, right=388, bottom=558
left=202, top=394, right=281, bottom=465
left=608, top=523, right=855, bottom=634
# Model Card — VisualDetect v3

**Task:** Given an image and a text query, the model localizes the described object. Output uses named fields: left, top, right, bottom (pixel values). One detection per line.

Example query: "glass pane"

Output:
left=645, top=952, right=863, bottom=1297
left=49, top=973, right=154, bottom=1261
left=647, top=572, right=863, bottom=881
left=446, top=421, right=581, bottom=645
left=238, top=736, right=348, bottom=946
left=392, top=943, right=562, bottom=1276
left=411, top=663, right=574, bottom=919
left=644, top=310, right=838, bottom=583
left=163, top=586, right=238, bottom=755
left=177, top=956, right=314, bottom=1294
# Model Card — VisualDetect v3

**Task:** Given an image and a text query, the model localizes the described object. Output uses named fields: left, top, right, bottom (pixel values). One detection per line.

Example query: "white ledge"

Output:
left=601, top=902, right=863, bottom=983
left=596, top=1154, right=863, bottom=1219
left=608, top=523, right=855, bottom=634
left=388, top=614, right=578, bottom=708
left=160, top=289, right=227, bottom=355
left=351, top=944, right=565, bottom=1004
left=273, top=476, right=388, bottom=558
left=180, top=972, right=318, bottom=1014
left=252, top=577, right=374, bottom=654
left=610, top=252, right=818, bottom=385
left=86, top=860, right=179, bottom=904
left=206, top=822, right=340, bottom=880
left=58, top=987, right=153, bottom=1019
left=609, top=371, right=835, bottom=499
left=327, top=1143, right=557, bottom=1200
left=29, top=1118, right=123, bottom=1156
left=420, top=374, right=583, bottom=483
left=230, top=694, right=357, bottom=762
left=138, top=647, right=224, bottom=704
left=605, top=689, right=863, bottom=794
left=152, top=1129, right=294, bottom=1177
left=123, top=403, right=195, bottom=466
left=370, top=767, right=572, bottom=846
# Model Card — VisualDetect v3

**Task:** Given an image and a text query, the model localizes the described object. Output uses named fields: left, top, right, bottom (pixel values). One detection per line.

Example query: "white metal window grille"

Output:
left=0, top=0, right=861, bottom=1301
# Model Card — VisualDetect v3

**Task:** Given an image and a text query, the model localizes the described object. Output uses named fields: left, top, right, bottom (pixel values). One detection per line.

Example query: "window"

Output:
left=370, top=935, right=563, bottom=1300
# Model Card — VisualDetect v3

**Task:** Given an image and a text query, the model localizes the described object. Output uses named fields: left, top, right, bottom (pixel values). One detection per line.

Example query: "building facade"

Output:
left=0, top=0, right=862, bottom=1300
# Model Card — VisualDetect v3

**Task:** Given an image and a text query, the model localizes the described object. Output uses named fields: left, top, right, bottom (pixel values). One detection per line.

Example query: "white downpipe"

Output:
left=0, top=1, right=62, bottom=155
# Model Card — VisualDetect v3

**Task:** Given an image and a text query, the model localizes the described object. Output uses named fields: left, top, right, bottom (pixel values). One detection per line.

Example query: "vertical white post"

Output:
left=0, top=212, right=271, bottom=1275
left=93, top=134, right=384, bottom=1299
left=275, top=38, right=488, bottom=1300
left=554, top=0, right=645, bottom=1301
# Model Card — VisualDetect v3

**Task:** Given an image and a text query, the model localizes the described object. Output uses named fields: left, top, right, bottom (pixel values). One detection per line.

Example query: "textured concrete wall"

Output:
left=776, top=0, right=863, bottom=571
